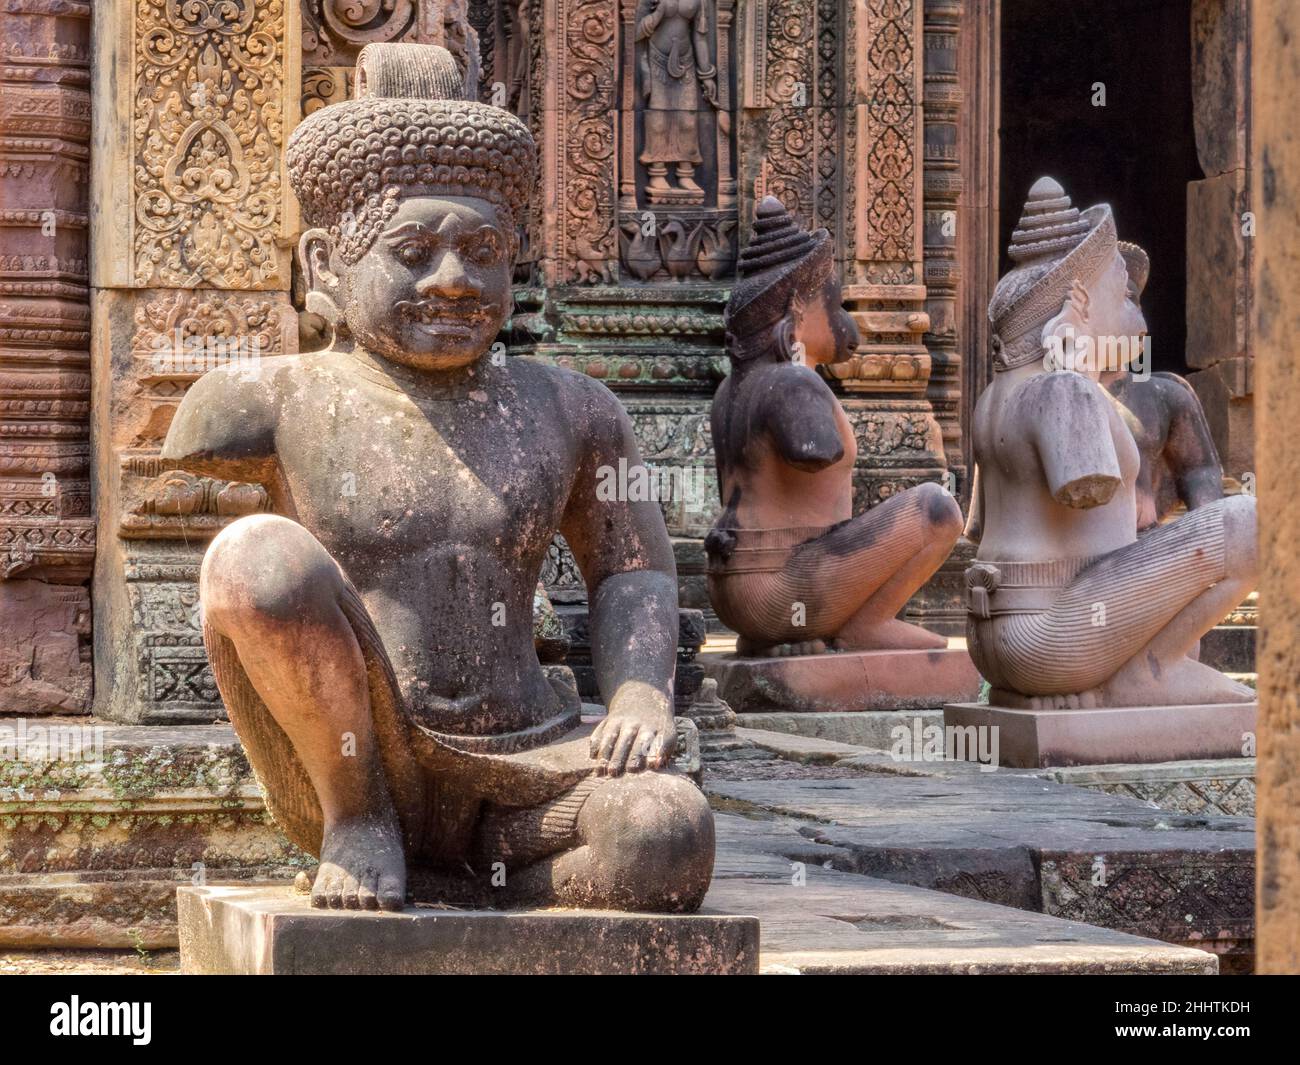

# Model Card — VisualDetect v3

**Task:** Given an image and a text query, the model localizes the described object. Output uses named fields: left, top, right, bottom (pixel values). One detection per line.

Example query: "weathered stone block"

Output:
left=945, top=701, right=1257, bottom=769
left=705, top=647, right=980, bottom=713
left=0, top=582, right=90, bottom=715
left=178, top=885, right=759, bottom=975
left=1040, top=758, right=1256, bottom=817
left=1186, top=170, right=1250, bottom=371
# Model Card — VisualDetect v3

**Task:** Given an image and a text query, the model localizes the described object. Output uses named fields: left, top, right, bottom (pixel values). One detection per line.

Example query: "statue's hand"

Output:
left=590, top=685, right=676, bottom=777
left=701, top=77, right=718, bottom=106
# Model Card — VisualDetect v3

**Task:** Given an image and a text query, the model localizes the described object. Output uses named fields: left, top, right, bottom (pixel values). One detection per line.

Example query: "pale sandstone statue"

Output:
left=705, top=196, right=964, bottom=657
left=636, top=0, right=717, bottom=199
left=160, top=45, right=713, bottom=913
left=963, top=177, right=1255, bottom=709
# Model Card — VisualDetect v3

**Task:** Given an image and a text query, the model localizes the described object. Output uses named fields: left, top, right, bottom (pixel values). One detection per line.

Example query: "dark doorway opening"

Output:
left=999, top=0, right=1200, bottom=375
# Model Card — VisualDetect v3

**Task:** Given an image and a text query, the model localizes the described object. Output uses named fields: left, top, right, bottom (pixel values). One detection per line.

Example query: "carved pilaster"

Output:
left=922, top=0, right=963, bottom=491
left=91, top=0, right=301, bottom=723
left=538, top=0, right=618, bottom=285
left=0, top=0, right=95, bottom=713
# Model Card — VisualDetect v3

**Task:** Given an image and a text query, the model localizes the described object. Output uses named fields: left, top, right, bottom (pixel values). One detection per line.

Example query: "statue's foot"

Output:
left=737, top=636, right=828, bottom=657
left=312, top=813, right=406, bottom=912
left=832, top=617, right=947, bottom=652
left=1099, top=655, right=1255, bottom=708
left=992, top=687, right=1102, bottom=710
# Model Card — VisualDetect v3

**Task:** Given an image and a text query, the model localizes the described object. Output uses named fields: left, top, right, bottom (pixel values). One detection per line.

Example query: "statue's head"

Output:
left=724, top=197, right=859, bottom=368
left=989, top=177, right=1147, bottom=377
left=286, top=44, right=534, bottom=371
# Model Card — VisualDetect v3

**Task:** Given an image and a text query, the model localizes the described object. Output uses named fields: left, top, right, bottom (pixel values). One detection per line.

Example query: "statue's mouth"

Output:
left=396, top=300, right=489, bottom=331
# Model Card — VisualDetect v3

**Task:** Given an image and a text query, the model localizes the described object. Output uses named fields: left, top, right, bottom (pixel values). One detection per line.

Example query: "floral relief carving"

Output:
left=133, top=0, right=289, bottom=287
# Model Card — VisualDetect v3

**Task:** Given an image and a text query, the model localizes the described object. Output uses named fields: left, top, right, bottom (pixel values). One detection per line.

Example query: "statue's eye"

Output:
left=467, top=237, right=501, bottom=265
left=397, top=243, right=428, bottom=268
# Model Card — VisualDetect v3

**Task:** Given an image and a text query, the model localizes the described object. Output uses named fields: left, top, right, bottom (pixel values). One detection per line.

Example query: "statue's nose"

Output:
left=417, top=250, right=478, bottom=298
left=844, top=311, right=862, bottom=352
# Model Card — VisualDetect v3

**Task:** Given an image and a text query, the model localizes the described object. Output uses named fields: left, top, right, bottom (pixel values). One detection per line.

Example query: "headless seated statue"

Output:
left=704, top=197, right=963, bottom=657
left=1101, top=241, right=1225, bottom=533
left=963, top=177, right=1255, bottom=710
left=160, top=44, right=713, bottom=913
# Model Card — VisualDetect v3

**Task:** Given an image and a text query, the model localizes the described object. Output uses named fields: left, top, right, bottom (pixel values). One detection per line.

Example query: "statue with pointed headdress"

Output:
left=704, top=197, right=965, bottom=664
left=160, top=44, right=714, bottom=913
left=962, top=177, right=1255, bottom=711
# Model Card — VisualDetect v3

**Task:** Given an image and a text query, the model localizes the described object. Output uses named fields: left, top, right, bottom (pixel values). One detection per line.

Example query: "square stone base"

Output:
left=177, top=885, right=760, bottom=975
left=703, top=647, right=980, bottom=713
left=944, top=701, right=1258, bottom=769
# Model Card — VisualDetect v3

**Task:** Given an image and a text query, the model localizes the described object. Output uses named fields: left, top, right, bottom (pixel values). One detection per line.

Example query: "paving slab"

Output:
left=704, top=812, right=1217, bottom=974
left=705, top=763, right=1254, bottom=971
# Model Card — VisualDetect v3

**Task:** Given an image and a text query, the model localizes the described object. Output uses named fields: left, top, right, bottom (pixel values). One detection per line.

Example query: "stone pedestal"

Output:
left=178, top=885, right=759, bottom=975
left=703, top=648, right=980, bottom=714
left=945, top=701, right=1258, bottom=769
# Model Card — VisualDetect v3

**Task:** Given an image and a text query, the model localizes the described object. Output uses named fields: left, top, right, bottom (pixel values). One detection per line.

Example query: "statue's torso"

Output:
left=712, top=363, right=856, bottom=533
left=263, top=353, right=576, bottom=732
left=974, top=370, right=1140, bottom=563
left=1104, top=372, right=1180, bottom=530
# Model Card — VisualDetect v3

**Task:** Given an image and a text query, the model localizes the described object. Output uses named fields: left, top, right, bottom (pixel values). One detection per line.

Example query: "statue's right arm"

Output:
left=766, top=374, right=845, bottom=472
left=160, top=363, right=279, bottom=484
left=1030, top=373, right=1123, bottom=509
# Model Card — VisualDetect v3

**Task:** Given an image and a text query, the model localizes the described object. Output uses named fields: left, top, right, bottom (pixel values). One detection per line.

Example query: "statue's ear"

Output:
left=1040, top=278, right=1091, bottom=370
left=299, top=228, right=343, bottom=328
left=775, top=313, right=801, bottom=364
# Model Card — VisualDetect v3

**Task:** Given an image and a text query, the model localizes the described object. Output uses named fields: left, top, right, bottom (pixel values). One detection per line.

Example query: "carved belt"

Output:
left=964, top=556, right=1104, bottom=619
left=708, top=525, right=830, bottom=575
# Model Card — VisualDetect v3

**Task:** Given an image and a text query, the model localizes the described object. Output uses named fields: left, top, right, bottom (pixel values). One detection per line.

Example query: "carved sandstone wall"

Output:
left=0, top=0, right=95, bottom=714
left=90, top=0, right=300, bottom=723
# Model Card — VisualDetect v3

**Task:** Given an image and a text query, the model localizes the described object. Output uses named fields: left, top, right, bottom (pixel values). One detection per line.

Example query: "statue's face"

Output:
left=798, top=275, right=861, bottom=366
left=1084, top=251, right=1148, bottom=375
left=337, top=195, right=512, bottom=371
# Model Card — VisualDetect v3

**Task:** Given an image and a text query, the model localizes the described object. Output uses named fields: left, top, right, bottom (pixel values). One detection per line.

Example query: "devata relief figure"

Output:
left=963, top=177, right=1255, bottom=710
left=1101, top=241, right=1224, bottom=533
left=160, top=45, right=713, bottom=913
left=705, top=198, right=964, bottom=660
left=636, top=0, right=717, bottom=203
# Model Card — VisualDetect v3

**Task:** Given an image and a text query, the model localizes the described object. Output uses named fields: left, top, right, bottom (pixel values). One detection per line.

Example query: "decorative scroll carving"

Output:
left=550, top=0, right=618, bottom=284
left=752, top=0, right=815, bottom=227
left=303, top=0, right=420, bottom=64
left=131, top=0, right=292, bottom=288
left=852, top=0, right=921, bottom=284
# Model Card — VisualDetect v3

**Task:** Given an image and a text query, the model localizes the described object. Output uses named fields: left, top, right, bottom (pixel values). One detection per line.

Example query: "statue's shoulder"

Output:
left=1019, top=368, right=1106, bottom=406
left=512, top=357, right=629, bottom=421
left=1149, top=370, right=1202, bottom=407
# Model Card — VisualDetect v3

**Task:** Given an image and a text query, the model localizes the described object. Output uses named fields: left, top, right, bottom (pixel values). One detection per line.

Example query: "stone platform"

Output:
left=703, top=647, right=980, bottom=713
left=944, top=701, right=1258, bottom=768
left=0, top=723, right=309, bottom=948
left=706, top=739, right=1255, bottom=971
left=177, top=885, right=760, bottom=975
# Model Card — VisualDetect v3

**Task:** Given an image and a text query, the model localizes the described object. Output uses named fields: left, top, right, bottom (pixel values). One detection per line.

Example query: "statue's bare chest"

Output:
left=272, top=375, right=571, bottom=560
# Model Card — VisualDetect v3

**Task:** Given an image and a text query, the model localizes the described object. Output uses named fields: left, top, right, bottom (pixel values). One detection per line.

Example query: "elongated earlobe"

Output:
left=299, top=228, right=343, bottom=331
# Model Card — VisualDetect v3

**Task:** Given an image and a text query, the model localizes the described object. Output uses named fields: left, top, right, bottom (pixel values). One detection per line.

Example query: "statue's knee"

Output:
left=201, top=514, right=342, bottom=631
left=915, top=480, right=963, bottom=538
left=1218, top=495, right=1258, bottom=578
left=584, top=774, right=715, bottom=911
